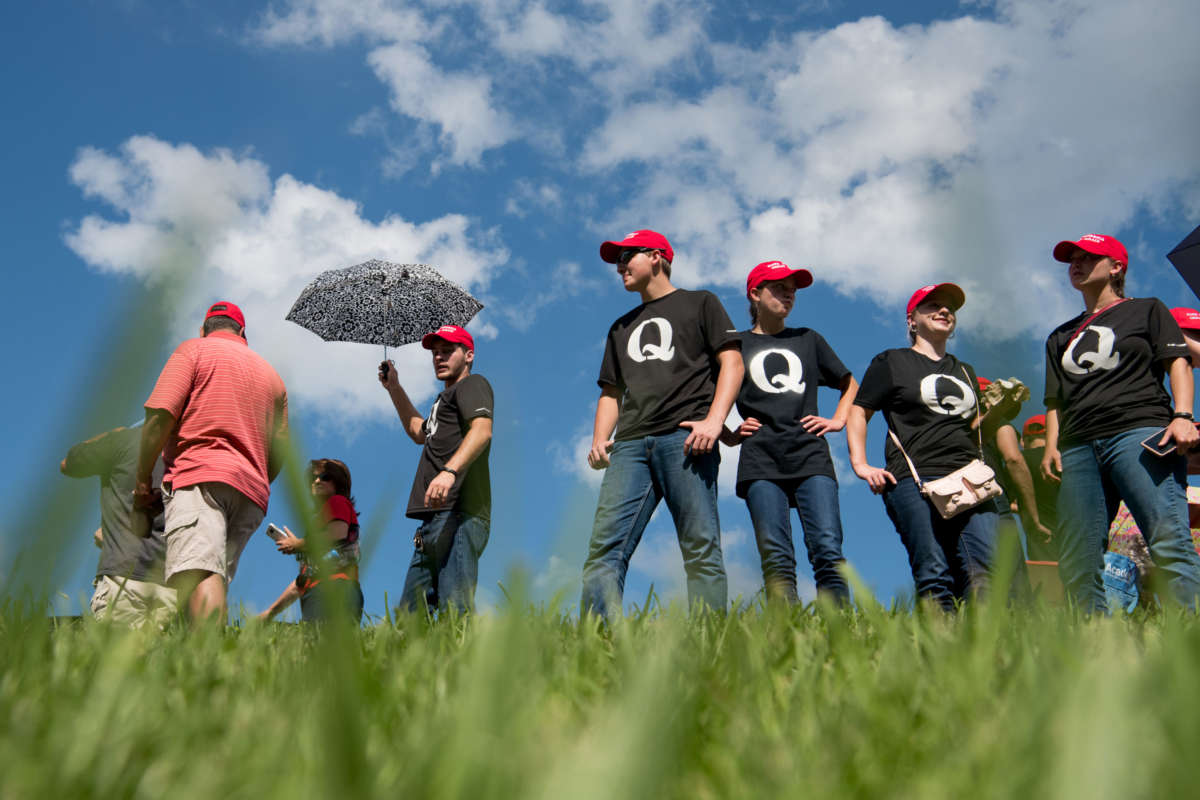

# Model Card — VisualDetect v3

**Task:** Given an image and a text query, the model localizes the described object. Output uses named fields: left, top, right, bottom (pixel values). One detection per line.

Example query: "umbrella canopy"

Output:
left=286, top=259, right=484, bottom=348
left=1168, top=224, right=1200, bottom=301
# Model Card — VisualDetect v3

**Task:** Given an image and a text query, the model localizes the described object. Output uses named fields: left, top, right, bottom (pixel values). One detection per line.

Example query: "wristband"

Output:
left=441, top=467, right=459, bottom=477
left=1172, top=412, right=1194, bottom=422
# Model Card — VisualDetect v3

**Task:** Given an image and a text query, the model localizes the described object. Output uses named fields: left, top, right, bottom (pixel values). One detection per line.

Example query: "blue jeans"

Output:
left=1057, top=426, right=1200, bottom=612
left=581, top=428, right=726, bottom=618
left=400, top=511, right=490, bottom=615
left=744, top=476, right=848, bottom=604
left=882, top=477, right=997, bottom=612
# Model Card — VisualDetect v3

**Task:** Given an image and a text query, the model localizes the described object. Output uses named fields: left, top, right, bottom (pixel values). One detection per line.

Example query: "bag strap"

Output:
left=1067, top=298, right=1127, bottom=347
left=887, top=427, right=924, bottom=489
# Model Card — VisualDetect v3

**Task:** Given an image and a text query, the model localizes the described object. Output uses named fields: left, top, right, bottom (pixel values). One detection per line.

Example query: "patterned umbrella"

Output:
left=286, top=259, right=483, bottom=349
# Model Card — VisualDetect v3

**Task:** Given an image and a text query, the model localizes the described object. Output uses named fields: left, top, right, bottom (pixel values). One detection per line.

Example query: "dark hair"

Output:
left=311, top=458, right=355, bottom=508
left=203, top=316, right=243, bottom=336
left=748, top=301, right=758, bottom=325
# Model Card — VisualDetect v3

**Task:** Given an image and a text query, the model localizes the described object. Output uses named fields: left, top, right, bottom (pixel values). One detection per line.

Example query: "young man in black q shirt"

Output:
left=580, top=229, right=744, bottom=618
left=379, top=325, right=493, bottom=614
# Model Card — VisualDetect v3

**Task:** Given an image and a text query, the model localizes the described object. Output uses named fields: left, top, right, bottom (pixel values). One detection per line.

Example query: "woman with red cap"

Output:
left=1041, top=234, right=1200, bottom=612
left=259, top=458, right=363, bottom=623
left=846, top=283, right=998, bottom=611
left=721, top=261, right=858, bottom=604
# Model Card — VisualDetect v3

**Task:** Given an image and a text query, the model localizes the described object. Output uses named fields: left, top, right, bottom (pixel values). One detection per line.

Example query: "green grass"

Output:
left=4, top=580, right=1200, bottom=800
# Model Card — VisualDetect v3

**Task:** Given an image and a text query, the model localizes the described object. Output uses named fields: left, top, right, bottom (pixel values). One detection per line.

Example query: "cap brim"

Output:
left=420, top=332, right=441, bottom=349
left=599, top=241, right=622, bottom=263
left=929, top=283, right=965, bottom=311
left=1052, top=240, right=1082, bottom=263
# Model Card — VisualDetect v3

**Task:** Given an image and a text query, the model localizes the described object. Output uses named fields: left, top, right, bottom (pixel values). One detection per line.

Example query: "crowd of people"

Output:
left=59, top=228, right=1200, bottom=627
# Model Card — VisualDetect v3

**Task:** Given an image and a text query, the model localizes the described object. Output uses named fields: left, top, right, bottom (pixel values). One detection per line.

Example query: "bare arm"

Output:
left=257, top=581, right=301, bottom=621
left=801, top=374, right=859, bottom=436
left=1164, top=357, right=1198, bottom=454
left=425, top=416, right=494, bottom=508
left=846, top=404, right=896, bottom=494
left=587, top=386, right=622, bottom=470
left=680, top=345, right=744, bottom=455
left=379, top=360, right=427, bottom=444
left=1041, top=406, right=1062, bottom=483
left=995, top=426, right=1051, bottom=542
left=135, top=409, right=174, bottom=499
left=276, top=519, right=351, bottom=555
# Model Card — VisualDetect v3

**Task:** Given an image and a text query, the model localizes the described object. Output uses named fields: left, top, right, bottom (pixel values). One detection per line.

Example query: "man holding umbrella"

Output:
left=379, top=325, right=494, bottom=614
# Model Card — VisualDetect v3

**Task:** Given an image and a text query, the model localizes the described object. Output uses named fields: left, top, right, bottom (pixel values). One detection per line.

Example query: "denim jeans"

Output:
left=300, top=579, right=364, bottom=624
left=581, top=428, right=726, bottom=618
left=744, top=476, right=848, bottom=604
left=882, top=477, right=997, bottom=612
left=400, top=511, right=490, bottom=615
left=1057, top=425, right=1200, bottom=612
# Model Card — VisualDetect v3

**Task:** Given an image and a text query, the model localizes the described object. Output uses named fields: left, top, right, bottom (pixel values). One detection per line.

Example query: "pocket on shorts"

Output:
left=164, top=509, right=201, bottom=540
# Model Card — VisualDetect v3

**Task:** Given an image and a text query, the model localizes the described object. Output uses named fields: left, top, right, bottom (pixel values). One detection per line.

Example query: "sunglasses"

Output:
left=312, top=473, right=333, bottom=482
left=617, top=247, right=656, bottom=264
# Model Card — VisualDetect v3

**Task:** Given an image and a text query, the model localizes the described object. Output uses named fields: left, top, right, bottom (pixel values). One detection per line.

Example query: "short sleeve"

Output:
left=854, top=352, right=894, bottom=411
left=700, top=292, right=740, bottom=353
left=456, top=375, right=494, bottom=421
left=812, top=332, right=850, bottom=388
left=1147, top=298, right=1190, bottom=363
left=61, top=429, right=126, bottom=478
left=145, top=341, right=198, bottom=418
left=323, top=495, right=357, bottom=525
left=597, top=328, right=623, bottom=390
left=1043, top=334, right=1062, bottom=408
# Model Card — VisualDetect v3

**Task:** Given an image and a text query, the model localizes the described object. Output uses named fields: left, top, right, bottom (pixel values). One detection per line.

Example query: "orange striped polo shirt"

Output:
left=146, top=330, right=288, bottom=511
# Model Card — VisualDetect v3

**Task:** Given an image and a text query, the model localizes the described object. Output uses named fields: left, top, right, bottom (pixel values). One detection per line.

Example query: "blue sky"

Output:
left=4, top=0, right=1199, bottom=619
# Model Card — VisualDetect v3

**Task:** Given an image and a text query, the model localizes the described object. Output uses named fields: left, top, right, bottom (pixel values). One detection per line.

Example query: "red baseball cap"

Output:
left=1052, top=234, right=1128, bottom=269
left=1023, top=414, right=1046, bottom=437
left=205, top=301, right=245, bottom=329
left=421, top=325, right=475, bottom=352
left=745, top=260, right=814, bottom=298
left=1172, top=307, right=1200, bottom=332
left=599, top=230, right=674, bottom=264
left=906, top=283, right=965, bottom=316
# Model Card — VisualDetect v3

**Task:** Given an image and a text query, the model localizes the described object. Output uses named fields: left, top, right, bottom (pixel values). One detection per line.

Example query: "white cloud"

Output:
left=65, top=135, right=507, bottom=424
left=579, top=0, right=1200, bottom=337
left=248, top=0, right=1199, bottom=337
left=367, top=44, right=516, bottom=168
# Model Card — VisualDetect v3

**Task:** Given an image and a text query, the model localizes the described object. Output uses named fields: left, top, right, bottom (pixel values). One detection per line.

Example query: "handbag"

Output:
left=887, top=366, right=1002, bottom=519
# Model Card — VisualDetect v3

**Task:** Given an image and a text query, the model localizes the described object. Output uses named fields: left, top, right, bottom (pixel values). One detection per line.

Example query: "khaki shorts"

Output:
left=163, top=483, right=265, bottom=583
left=91, top=574, right=178, bottom=629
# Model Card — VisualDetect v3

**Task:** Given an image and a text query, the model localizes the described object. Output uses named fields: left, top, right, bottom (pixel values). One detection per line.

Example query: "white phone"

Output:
left=265, top=523, right=287, bottom=541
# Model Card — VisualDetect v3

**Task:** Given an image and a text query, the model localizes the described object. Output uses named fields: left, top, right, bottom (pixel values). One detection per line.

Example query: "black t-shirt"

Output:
left=61, top=427, right=166, bottom=583
left=855, top=349, right=982, bottom=482
left=598, top=289, right=740, bottom=441
left=406, top=374, right=493, bottom=522
left=733, top=327, right=850, bottom=497
left=1044, top=298, right=1187, bottom=448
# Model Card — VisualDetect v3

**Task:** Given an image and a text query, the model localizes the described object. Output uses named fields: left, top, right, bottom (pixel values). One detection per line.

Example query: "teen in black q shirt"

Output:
left=1041, top=233, right=1200, bottom=612
left=580, top=229, right=743, bottom=620
left=720, top=260, right=858, bottom=605
left=847, top=283, right=997, bottom=612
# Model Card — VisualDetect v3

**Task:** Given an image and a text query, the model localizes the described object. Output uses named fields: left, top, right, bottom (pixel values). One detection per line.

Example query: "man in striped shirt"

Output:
left=135, top=301, right=289, bottom=624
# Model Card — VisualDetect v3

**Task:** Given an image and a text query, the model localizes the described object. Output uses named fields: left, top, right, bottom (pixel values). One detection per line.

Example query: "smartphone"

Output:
left=1140, top=427, right=1176, bottom=457
left=265, top=523, right=287, bottom=541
